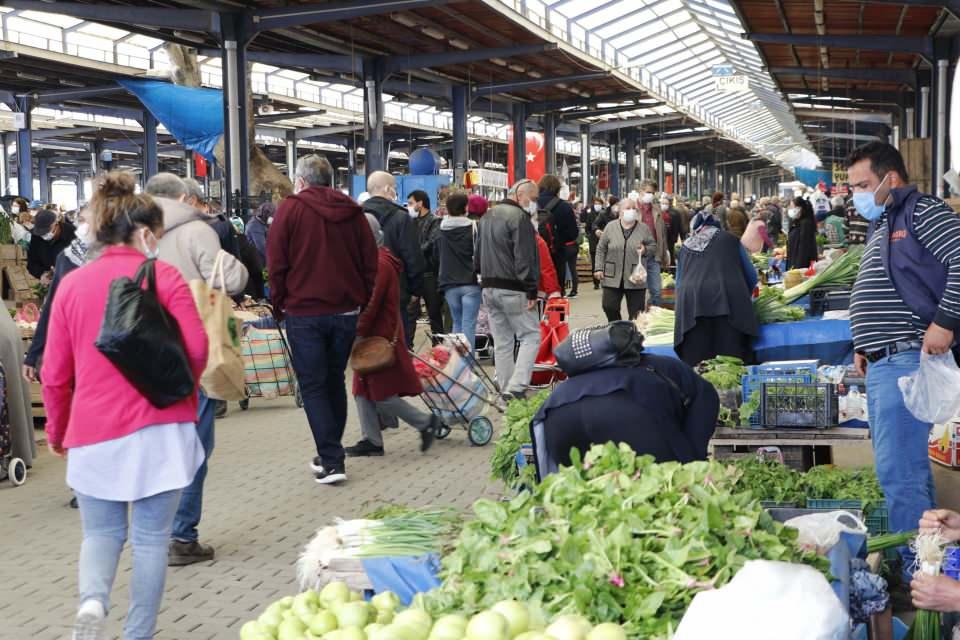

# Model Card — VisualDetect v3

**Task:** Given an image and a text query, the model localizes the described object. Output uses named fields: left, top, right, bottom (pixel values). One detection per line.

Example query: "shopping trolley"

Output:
left=234, top=303, right=302, bottom=410
left=410, top=333, right=503, bottom=446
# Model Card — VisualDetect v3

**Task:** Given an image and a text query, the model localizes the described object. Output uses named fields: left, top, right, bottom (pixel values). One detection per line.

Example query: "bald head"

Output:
left=367, top=171, right=396, bottom=199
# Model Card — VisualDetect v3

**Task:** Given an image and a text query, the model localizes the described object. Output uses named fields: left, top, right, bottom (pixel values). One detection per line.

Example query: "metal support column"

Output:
left=935, top=59, right=949, bottom=197
left=580, top=124, right=591, bottom=204
left=38, top=157, right=49, bottom=204
left=452, top=85, right=468, bottom=186
left=285, top=129, right=297, bottom=178
left=235, top=41, right=250, bottom=202
left=222, top=38, right=241, bottom=209
left=185, top=150, right=194, bottom=179
left=906, top=107, right=916, bottom=139
left=609, top=137, right=619, bottom=196
left=639, top=148, right=647, bottom=183
left=142, top=110, right=158, bottom=184
left=893, top=125, right=901, bottom=149
left=624, top=128, right=636, bottom=195
left=15, top=95, right=32, bottom=200
left=363, top=57, right=386, bottom=174
left=512, top=103, right=527, bottom=182
left=543, top=111, right=557, bottom=176
left=920, top=86, right=931, bottom=138
left=0, top=133, right=8, bottom=195
left=685, top=161, right=692, bottom=198
left=657, top=153, right=665, bottom=189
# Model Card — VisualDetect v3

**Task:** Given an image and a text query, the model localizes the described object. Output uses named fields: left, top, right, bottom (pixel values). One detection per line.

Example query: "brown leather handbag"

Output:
left=349, top=323, right=399, bottom=375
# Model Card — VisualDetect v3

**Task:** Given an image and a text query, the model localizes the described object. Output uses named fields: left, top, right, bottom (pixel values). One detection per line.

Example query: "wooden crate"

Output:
left=1, top=263, right=38, bottom=304
left=576, top=254, right=593, bottom=283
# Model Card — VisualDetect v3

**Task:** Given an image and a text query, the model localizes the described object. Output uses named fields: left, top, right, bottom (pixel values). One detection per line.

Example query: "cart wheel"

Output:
left=239, top=399, right=250, bottom=411
left=468, top=416, right=494, bottom=446
left=295, top=386, right=304, bottom=408
left=434, top=423, right=452, bottom=439
left=9, top=457, right=26, bottom=486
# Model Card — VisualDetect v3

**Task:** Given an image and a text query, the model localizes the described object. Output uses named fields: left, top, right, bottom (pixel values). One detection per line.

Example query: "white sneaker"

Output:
left=72, top=599, right=106, bottom=640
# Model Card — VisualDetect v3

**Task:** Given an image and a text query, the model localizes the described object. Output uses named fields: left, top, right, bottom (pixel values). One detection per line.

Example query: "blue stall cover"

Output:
left=117, top=79, right=223, bottom=161
left=753, top=318, right=854, bottom=365
left=361, top=555, right=442, bottom=606
left=794, top=168, right=833, bottom=188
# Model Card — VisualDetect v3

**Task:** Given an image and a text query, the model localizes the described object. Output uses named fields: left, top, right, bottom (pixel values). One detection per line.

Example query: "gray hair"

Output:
left=508, top=178, right=538, bottom=200
left=182, top=177, right=205, bottom=202
left=364, top=213, right=384, bottom=247
left=145, top=172, right=187, bottom=199
left=295, top=154, right=334, bottom=188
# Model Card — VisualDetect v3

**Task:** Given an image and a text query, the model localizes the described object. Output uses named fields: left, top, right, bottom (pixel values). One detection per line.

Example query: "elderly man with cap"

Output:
left=27, top=208, right=76, bottom=283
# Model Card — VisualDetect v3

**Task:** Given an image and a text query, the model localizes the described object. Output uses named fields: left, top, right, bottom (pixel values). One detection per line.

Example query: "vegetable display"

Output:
left=489, top=391, right=550, bottom=488
left=752, top=287, right=806, bottom=324
left=732, top=460, right=884, bottom=511
left=240, top=581, right=627, bottom=640
left=731, top=458, right=806, bottom=505
left=781, top=245, right=864, bottom=304
left=696, top=356, right=747, bottom=391
left=422, top=443, right=826, bottom=639
left=661, top=272, right=675, bottom=288
left=636, top=307, right=674, bottom=346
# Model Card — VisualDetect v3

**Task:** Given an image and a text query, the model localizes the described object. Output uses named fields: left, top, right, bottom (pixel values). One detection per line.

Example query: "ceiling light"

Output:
left=508, top=64, right=526, bottom=73
left=17, top=72, right=46, bottom=82
left=391, top=13, right=419, bottom=27
left=421, top=27, right=446, bottom=40
left=527, top=71, right=542, bottom=78
left=59, top=79, right=85, bottom=88
left=449, top=39, right=470, bottom=50
left=490, top=58, right=508, bottom=67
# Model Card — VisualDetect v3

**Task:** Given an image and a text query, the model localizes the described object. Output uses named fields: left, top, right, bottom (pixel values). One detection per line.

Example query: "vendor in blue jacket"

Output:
left=530, top=322, right=719, bottom=479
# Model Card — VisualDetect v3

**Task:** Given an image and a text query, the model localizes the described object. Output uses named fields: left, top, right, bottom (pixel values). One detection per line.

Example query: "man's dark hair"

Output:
left=447, top=193, right=468, bottom=216
left=409, top=189, right=430, bottom=210
left=538, top=174, right=562, bottom=195
left=845, top=142, right=909, bottom=183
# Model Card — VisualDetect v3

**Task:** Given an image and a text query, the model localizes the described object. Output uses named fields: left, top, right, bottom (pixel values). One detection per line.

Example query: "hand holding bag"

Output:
left=190, top=251, right=246, bottom=401
left=95, top=259, right=195, bottom=408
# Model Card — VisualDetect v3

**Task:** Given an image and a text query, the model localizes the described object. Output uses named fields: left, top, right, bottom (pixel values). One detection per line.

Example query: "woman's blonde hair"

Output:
left=88, top=171, right=163, bottom=245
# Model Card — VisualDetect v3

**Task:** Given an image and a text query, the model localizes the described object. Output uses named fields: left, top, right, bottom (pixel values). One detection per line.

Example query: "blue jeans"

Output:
left=646, top=258, right=662, bottom=307
left=286, top=313, right=358, bottom=468
left=444, top=285, right=482, bottom=354
left=867, top=349, right=936, bottom=573
left=76, top=489, right=182, bottom=640
left=171, top=390, right=215, bottom=543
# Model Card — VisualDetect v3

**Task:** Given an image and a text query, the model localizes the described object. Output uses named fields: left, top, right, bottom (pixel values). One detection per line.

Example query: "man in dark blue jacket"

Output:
left=537, top=174, right=580, bottom=297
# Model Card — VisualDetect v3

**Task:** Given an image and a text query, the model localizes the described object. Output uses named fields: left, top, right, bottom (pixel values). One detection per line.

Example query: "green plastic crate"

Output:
left=805, top=498, right=888, bottom=535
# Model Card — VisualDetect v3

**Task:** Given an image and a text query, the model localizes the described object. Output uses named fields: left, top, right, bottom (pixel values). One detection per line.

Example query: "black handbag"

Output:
left=553, top=321, right=645, bottom=377
left=95, top=259, right=196, bottom=408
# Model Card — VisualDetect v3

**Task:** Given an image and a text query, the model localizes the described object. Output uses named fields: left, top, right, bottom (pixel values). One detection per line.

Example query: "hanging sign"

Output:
left=832, top=163, right=848, bottom=186
left=712, top=65, right=749, bottom=92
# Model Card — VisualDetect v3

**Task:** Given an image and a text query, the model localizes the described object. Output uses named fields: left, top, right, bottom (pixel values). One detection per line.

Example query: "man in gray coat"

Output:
left=475, top=179, right=540, bottom=400
left=145, top=173, right=248, bottom=566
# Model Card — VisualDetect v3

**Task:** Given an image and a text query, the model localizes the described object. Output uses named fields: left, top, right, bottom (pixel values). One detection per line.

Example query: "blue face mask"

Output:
left=852, top=174, right=889, bottom=221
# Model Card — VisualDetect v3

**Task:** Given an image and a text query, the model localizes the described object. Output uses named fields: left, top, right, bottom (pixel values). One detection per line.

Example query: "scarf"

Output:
left=683, top=212, right=721, bottom=253
left=65, top=236, right=88, bottom=267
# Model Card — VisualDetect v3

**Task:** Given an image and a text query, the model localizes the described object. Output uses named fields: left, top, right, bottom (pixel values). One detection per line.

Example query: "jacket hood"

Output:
left=289, top=186, right=363, bottom=222
left=441, top=216, right=473, bottom=230
left=363, top=195, right=406, bottom=221
left=156, top=197, right=210, bottom=232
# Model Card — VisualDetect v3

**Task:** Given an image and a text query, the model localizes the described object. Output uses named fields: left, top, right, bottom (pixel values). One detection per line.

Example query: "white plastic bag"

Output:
left=628, top=246, right=647, bottom=285
left=898, top=352, right=960, bottom=424
left=784, top=510, right=867, bottom=555
left=674, top=560, right=850, bottom=640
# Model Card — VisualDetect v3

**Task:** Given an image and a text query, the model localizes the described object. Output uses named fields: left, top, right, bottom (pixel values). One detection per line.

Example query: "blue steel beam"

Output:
left=590, top=114, right=685, bottom=133
left=512, top=103, right=527, bottom=182
left=559, top=103, right=663, bottom=120
left=451, top=85, right=468, bottom=184
left=473, top=72, right=610, bottom=96
left=46, top=103, right=142, bottom=120
left=526, top=91, right=646, bottom=113
left=384, top=43, right=558, bottom=74
left=201, top=49, right=362, bottom=74
left=744, top=33, right=932, bottom=57
left=382, top=80, right=452, bottom=100
left=2, top=0, right=219, bottom=32
left=142, top=111, right=158, bottom=182
left=37, top=156, right=50, bottom=203
left=251, top=0, right=457, bottom=32
left=768, top=67, right=917, bottom=85
left=24, top=85, right=126, bottom=104
left=15, top=95, right=32, bottom=200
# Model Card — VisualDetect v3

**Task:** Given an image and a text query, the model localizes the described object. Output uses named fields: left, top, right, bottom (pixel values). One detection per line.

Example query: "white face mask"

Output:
left=787, top=208, right=800, bottom=220
left=525, top=201, right=539, bottom=217
left=10, top=206, right=19, bottom=215
left=267, top=216, right=274, bottom=225
left=407, top=205, right=419, bottom=218
left=593, top=204, right=602, bottom=212
left=41, top=231, right=55, bottom=242
left=140, top=227, right=160, bottom=260
left=641, top=193, right=655, bottom=205
left=621, top=209, right=638, bottom=224
left=660, top=203, right=670, bottom=212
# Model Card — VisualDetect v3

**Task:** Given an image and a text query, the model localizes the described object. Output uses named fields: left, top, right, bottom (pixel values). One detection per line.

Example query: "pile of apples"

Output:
left=239, top=581, right=627, bottom=640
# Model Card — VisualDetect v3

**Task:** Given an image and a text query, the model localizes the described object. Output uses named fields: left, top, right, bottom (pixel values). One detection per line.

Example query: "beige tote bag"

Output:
left=190, top=251, right=245, bottom=401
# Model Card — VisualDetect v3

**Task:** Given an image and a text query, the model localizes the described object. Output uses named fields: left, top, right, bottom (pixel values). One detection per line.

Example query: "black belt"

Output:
left=862, top=340, right=923, bottom=363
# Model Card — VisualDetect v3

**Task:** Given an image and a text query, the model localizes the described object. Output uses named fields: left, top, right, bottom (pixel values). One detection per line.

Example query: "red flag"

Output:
left=194, top=154, right=208, bottom=178
left=507, top=131, right=546, bottom=185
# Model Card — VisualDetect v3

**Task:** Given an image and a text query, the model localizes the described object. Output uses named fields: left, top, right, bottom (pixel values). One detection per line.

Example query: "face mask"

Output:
left=267, top=216, right=274, bottom=225
left=641, top=193, right=654, bottom=205
left=852, top=174, right=890, bottom=221
left=41, top=231, right=55, bottom=241
left=10, top=206, right=19, bottom=215
left=407, top=205, right=419, bottom=218
left=660, top=203, right=669, bottom=212
left=787, top=208, right=799, bottom=220
left=140, top=228, right=160, bottom=260
left=621, top=209, right=638, bottom=224
left=558, top=185, right=570, bottom=200
left=526, top=201, right=539, bottom=217
left=594, top=204, right=602, bottom=212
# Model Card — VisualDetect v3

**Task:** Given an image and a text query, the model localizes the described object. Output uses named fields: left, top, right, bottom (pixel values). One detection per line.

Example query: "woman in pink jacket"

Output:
left=43, top=172, right=208, bottom=640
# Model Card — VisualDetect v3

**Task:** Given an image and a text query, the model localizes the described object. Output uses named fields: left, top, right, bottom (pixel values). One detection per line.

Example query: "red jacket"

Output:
left=43, top=247, right=208, bottom=449
left=268, top=186, right=378, bottom=317
left=537, top=234, right=561, bottom=297
left=353, top=248, right=423, bottom=401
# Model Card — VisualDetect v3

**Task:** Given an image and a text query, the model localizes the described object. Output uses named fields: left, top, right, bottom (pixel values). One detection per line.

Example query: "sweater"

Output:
left=43, top=246, right=209, bottom=449
left=437, top=216, right=477, bottom=291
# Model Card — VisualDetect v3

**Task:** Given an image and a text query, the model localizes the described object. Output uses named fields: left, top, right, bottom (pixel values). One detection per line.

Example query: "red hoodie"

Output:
left=268, top=186, right=378, bottom=317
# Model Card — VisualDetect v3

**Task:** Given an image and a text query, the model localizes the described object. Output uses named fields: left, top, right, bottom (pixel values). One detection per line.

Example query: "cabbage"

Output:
left=320, top=582, right=352, bottom=606
left=309, top=611, right=338, bottom=636
left=429, top=614, right=468, bottom=640
left=585, top=624, right=626, bottom=640
left=371, top=592, right=401, bottom=612
left=465, top=611, right=509, bottom=640
left=335, top=602, right=371, bottom=629
left=491, top=601, right=529, bottom=638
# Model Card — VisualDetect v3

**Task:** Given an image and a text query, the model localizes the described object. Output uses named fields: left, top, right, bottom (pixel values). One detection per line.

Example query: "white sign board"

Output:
left=714, top=75, right=750, bottom=93
left=13, top=112, right=26, bottom=130
left=711, top=64, right=737, bottom=77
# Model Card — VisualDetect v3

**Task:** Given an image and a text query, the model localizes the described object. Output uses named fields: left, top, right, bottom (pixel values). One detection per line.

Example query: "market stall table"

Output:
left=711, top=426, right=871, bottom=470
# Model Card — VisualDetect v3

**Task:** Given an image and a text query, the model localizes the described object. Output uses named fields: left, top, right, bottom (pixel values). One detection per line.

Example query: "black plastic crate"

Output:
left=809, top=286, right=851, bottom=316
left=760, top=382, right=839, bottom=429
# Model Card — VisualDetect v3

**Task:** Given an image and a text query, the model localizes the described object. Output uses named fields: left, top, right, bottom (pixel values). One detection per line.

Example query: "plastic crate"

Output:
left=760, top=381, right=839, bottom=429
left=806, top=498, right=889, bottom=535
left=746, top=360, right=819, bottom=377
left=809, top=286, right=851, bottom=316
left=742, top=373, right=814, bottom=428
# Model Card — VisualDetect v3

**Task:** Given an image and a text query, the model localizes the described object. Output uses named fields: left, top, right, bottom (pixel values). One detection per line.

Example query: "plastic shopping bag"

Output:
left=898, top=352, right=960, bottom=424
left=674, top=560, right=850, bottom=640
left=784, top=510, right=867, bottom=555
left=628, top=246, right=647, bottom=285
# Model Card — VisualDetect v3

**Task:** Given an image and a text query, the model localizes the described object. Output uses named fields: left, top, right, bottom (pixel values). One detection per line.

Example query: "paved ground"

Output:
left=1, top=288, right=609, bottom=640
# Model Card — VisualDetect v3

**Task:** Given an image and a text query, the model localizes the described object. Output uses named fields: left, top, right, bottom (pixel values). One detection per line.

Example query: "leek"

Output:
left=866, top=531, right=916, bottom=554
left=782, top=245, right=864, bottom=304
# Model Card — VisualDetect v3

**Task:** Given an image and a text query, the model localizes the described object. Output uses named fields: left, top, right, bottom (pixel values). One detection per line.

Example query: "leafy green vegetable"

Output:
left=803, top=465, right=885, bottom=513
left=739, top=390, right=761, bottom=427
left=753, top=287, right=806, bottom=324
left=424, top=443, right=828, bottom=639
left=697, top=356, right=747, bottom=392
left=353, top=507, right=462, bottom=558
left=637, top=307, right=675, bottom=346
left=489, top=391, right=550, bottom=487
left=782, top=245, right=864, bottom=304
left=731, top=457, right=806, bottom=505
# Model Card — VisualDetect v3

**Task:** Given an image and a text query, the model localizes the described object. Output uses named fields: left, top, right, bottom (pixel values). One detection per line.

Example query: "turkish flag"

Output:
left=194, top=154, right=208, bottom=178
left=507, top=131, right=546, bottom=185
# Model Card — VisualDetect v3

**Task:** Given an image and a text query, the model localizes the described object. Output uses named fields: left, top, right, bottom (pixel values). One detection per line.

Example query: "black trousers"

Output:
left=601, top=286, right=646, bottom=322
left=406, top=272, right=445, bottom=345
left=564, top=244, right=580, bottom=295
left=588, top=240, right=599, bottom=288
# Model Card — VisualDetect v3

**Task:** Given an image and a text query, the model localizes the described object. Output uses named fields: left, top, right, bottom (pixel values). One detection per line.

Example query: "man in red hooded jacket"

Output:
left=268, top=155, right=378, bottom=485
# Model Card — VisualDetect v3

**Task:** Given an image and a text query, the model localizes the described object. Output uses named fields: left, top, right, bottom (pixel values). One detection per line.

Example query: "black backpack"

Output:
left=537, top=196, right=561, bottom=254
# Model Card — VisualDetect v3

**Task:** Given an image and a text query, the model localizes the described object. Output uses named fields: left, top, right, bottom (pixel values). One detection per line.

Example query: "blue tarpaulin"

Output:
left=361, top=555, right=442, bottom=606
left=117, top=79, right=223, bottom=161
left=794, top=168, right=833, bottom=188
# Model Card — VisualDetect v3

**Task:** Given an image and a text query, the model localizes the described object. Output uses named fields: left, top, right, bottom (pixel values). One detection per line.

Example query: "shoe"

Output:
left=381, top=421, right=400, bottom=430
left=420, top=419, right=437, bottom=453
left=214, top=400, right=227, bottom=419
left=72, top=599, right=106, bottom=640
left=593, top=283, right=600, bottom=290
left=314, top=466, right=347, bottom=485
left=568, top=291, right=578, bottom=298
left=69, top=495, right=78, bottom=509
left=168, top=540, right=215, bottom=566
left=345, top=439, right=385, bottom=457
left=310, top=456, right=325, bottom=473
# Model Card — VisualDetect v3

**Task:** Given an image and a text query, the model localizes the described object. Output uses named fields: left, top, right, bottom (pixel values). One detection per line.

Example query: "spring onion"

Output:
left=866, top=531, right=916, bottom=554
left=753, top=287, right=806, bottom=324
left=782, top=245, right=864, bottom=304
left=352, top=508, right=461, bottom=557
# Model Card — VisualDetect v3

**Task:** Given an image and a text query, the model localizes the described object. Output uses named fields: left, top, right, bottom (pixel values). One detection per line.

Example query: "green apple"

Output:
left=339, top=627, right=367, bottom=640
left=309, top=611, right=339, bottom=636
left=240, top=620, right=271, bottom=640
left=370, top=592, right=401, bottom=613
left=393, top=609, right=432, bottom=639
left=320, top=582, right=352, bottom=607
left=586, top=624, right=627, bottom=640
left=278, top=616, right=309, bottom=640
left=465, top=611, right=508, bottom=640
left=365, top=624, right=386, bottom=637
left=428, top=614, right=468, bottom=640
left=294, top=593, right=319, bottom=620
left=491, top=601, right=529, bottom=638
left=375, top=610, right=395, bottom=625
left=334, top=601, right=371, bottom=629
left=350, top=592, right=364, bottom=602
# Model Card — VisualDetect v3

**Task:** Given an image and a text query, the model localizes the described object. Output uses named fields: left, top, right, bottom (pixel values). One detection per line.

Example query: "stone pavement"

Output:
left=0, top=289, right=610, bottom=640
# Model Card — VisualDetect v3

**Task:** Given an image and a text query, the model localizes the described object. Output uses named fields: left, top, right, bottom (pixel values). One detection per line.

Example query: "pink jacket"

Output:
left=43, top=246, right=209, bottom=449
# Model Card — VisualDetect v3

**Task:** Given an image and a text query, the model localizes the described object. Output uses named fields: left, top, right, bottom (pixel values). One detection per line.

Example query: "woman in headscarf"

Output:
left=245, top=201, right=274, bottom=266
left=786, top=195, right=818, bottom=270
left=674, top=211, right=759, bottom=366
